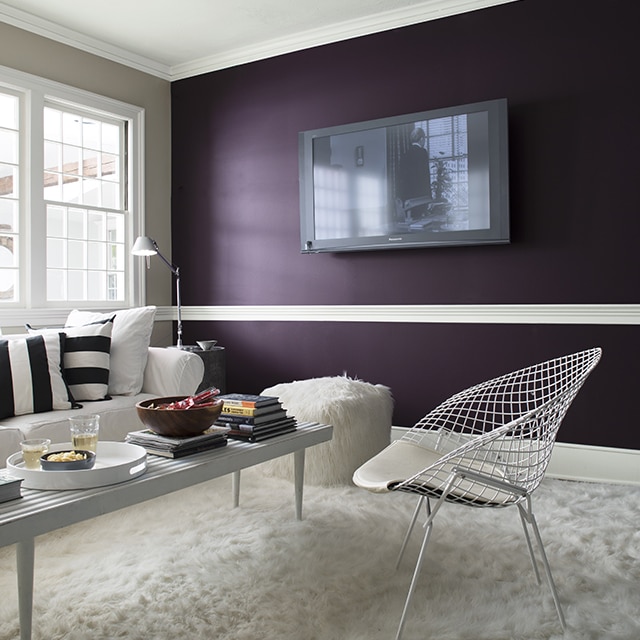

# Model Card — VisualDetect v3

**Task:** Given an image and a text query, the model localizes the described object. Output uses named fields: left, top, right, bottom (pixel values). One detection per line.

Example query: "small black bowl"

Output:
left=40, top=450, right=96, bottom=471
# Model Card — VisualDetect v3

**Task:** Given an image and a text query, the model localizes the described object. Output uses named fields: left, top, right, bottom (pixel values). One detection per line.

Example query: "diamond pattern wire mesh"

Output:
left=395, top=348, right=602, bottom=506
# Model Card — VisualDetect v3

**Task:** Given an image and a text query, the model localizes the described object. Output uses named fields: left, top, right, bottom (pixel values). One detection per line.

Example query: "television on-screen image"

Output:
left=298, top=98, right=510, bottom=253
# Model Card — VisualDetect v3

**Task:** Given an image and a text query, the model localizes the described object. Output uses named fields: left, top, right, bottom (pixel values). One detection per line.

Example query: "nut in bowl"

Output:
left=40, top=450, right=96, bottom=471
left=136, top=388, right=224, bottom=437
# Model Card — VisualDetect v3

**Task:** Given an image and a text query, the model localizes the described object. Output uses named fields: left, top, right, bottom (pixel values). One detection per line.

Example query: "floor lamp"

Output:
left=132, top=236, right=183, bottom=349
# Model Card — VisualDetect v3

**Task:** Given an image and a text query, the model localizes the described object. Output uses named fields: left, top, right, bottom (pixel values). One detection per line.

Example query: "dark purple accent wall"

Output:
left=172, top=0, right=639, bottom=448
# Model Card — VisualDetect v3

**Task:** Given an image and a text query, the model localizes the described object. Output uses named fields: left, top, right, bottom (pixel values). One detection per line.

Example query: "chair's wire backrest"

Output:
left=398, top=348, right=602, bottom=505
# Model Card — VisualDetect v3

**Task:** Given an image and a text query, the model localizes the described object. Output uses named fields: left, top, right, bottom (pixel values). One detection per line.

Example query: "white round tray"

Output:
left=6, top=441, right=147, bottom=490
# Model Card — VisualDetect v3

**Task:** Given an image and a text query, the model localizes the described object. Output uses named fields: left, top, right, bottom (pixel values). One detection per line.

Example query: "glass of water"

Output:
left=69, top=414, right=100, bottom=454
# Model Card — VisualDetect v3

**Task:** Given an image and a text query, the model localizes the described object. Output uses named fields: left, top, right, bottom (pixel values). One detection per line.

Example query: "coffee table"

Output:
left=0, top=421, right=333, bottom=640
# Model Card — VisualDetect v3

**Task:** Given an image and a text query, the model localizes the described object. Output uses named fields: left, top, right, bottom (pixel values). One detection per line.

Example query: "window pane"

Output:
left=67, top=270, right=85, bottom=300
left=83, top=178, right=100, bottom=206
left=44, top=173, right=61, bottom=201
left=107, top=212, right=124, bottom=242
left=44, top=107, right=62, bottom=141
left=108, top=271, right=124, bottom=301
left=0, top=94, right=18, bottom=129
left=0, top=199, right=18, bottom=232
left=62, top=112, right=82, bottom=146
left=0, top=268, right=18, bottom=301
left=0, top=129, right=18, bottom=164
left=0, top=237, right=16, bottom=267
left=47, top=269, right=65, bottom=301
left=88, top=211, right=105, bottom=241
left=47, top=237, right=65, bottom=268
left=67, top=239, right=85, bottom=269
left=102, top=153, right=119, bottom=181
left=88, top=241, right=105, bottom=269
left=83, top=118, right=100, bottom=150
left=102, top=181, right=119, bottom=208
left=68, top=208, right=85, bottom=239
left=108, top=242, right=124, bottom=270
left=102, top=122, right=119, bottom=154
left=83, top=148, right=99, bottom=178
left=44, top=141, right=61, bottom=172
left=62, top=176, right=81, bottom=203
left=0, top=164, right=18, bottom=198
left=88, top=270, right=106, bottom=298
left=63, top=144, right=80, bottom=175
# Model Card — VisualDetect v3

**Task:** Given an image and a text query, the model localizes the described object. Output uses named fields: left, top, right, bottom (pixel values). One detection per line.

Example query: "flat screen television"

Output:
left=298, top=98, right=509, bottom=253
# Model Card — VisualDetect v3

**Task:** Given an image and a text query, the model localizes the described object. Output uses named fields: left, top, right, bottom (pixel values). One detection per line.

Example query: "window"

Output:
left=0, top=65, right=144, bottom=319
left=43, top=106, right=126, bottom=302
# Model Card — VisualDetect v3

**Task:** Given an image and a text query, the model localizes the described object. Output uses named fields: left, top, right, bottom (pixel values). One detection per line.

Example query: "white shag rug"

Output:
left=0, top=469, right=638, bottom=640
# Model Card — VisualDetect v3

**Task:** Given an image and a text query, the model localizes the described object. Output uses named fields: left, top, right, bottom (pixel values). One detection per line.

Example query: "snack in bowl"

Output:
left=40, top=449, right=96, bottom=471
left=136, top=387, right=224, bottom=437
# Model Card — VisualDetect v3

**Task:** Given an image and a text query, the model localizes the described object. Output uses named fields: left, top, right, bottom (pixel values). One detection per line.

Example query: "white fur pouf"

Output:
left=259, top=376, right=393, bottom=486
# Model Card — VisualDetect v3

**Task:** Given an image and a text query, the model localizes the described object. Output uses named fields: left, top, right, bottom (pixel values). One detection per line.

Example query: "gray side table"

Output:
left=192, top=346, right=226, bottom=393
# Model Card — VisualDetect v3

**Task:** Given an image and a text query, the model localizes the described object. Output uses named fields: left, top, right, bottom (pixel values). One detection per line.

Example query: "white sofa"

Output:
left=1, top=345, right=204, bottom=467
left=1, top=305, right=205, bottom=469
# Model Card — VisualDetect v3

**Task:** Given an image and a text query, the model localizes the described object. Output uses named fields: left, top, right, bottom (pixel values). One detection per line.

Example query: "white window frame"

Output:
left=0, top=64, right=145, bottom=329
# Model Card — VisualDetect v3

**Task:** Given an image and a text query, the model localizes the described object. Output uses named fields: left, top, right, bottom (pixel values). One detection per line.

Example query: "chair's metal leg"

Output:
left=395, top=485, right=453, bottom=640
left=396, top=496, right=429, bottom=569
left=517, top=504, right=542, bottom=584
left=395, top=516, right=434, bottom=640
left=518, top=500, right=566, bottom=630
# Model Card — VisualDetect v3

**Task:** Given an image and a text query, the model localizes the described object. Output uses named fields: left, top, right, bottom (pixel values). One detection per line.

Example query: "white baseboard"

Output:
left=390, top=426, right=640, bottom=486
left=545, top=442, right=640, bottom=486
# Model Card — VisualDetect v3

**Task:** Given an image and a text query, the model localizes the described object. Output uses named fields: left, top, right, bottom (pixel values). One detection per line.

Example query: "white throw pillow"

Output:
left=66, top=306, right=156, bottom=396
left=0, top=333, right=73, bottom=419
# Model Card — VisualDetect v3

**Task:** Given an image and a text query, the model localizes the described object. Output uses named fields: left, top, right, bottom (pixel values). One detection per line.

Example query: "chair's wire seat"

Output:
left=353, top=347, right=602, bottom=640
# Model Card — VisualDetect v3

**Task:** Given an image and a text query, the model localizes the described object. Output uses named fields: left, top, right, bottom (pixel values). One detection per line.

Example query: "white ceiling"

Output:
left=0, top=0, right=515, bottom=81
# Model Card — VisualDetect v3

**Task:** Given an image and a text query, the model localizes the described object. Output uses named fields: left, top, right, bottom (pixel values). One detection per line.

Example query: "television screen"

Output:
left=299, top=98, right=509, bottom=253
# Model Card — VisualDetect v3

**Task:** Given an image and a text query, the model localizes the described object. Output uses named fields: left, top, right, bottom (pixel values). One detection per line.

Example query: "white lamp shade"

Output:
left=131, top=236, right=157, bottom=256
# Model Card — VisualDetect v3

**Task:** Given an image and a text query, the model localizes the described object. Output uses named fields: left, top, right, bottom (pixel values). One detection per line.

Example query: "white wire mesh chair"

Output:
left=353, top=347, right=602, bottom=640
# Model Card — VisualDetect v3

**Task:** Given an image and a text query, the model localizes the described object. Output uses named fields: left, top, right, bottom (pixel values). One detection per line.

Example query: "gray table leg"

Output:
left=17, top=537, right=34, bottom=640
left=232, top=470, right=240, bottom=508
left=293, top=448, right=305, bottom=520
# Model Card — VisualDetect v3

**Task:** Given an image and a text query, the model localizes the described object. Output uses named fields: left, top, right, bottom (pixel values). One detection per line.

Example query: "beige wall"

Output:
left=0, top=22, right=173, bottom=343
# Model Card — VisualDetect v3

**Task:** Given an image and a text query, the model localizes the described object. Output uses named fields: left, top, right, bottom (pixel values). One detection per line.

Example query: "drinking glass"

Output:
left=69, top=414, right=100, bottom=453
left=20, top=439, right=51, bottom=469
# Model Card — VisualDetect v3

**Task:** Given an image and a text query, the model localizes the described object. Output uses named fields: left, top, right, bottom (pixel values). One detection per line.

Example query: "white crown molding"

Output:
left=170, top=0, right=516, bottom=80
left=1, top=0, right=516, bottom=82
left=0, top=4, right=171, bottom=80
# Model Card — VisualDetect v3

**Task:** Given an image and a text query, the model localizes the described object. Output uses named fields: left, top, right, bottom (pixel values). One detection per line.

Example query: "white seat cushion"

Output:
left=353, top=440, right=440, bottom=493
left=353, top=439, right=515, bottom=504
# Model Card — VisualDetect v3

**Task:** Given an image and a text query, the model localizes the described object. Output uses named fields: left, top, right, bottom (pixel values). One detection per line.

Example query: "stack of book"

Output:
left=0, top=470, right=23, bottom=503
left=125, top=426, right=229, bottom=458
left=216, top=393, right=297, bottom=442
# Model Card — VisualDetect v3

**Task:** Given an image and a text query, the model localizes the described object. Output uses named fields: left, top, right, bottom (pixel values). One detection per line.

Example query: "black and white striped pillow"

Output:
left=0, top=333, right=73, bottom=419
left=28, top=318, right=113, bottom=401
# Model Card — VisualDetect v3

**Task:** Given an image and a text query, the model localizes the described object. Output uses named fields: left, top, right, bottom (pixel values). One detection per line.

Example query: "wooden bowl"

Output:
left=136, top=396, right=224, bottom=437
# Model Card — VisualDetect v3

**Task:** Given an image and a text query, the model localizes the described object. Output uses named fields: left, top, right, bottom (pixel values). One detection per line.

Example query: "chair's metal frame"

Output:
left=388, top=348, right=602, bottom=640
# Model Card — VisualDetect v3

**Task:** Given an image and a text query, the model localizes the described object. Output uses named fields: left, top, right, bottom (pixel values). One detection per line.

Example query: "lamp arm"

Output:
left=150, top=240, right=179, bottom=277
